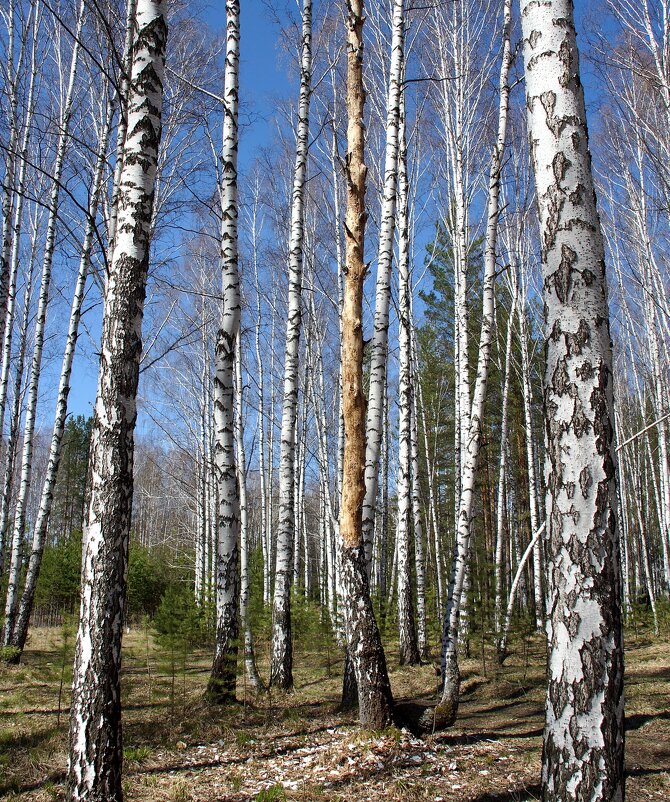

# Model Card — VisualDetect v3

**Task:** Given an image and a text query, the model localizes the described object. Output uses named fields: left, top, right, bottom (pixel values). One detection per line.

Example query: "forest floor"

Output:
left=0, top=626, right=668, bottom=802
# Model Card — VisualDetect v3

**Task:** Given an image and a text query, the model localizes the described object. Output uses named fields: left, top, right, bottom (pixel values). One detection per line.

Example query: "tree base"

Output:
left=205, top=677, right=238, bottom=705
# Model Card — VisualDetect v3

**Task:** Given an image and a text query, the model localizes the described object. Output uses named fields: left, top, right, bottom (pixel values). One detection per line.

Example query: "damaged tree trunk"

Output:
left=339, top=0, right=394, bottom=731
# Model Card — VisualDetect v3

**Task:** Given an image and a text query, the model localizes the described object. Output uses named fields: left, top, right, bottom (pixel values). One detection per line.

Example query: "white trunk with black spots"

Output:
left=270, top=0, right=312, bottom=691
left=519, top=293, right=545, bottom=629
left=67, top=4, right=166, bottom=799
left=0, top=243, right=34, bottom=581
left=209, top=0, right=242, bottom=704
left=235, top=332, right=261, bottom=691
left=494, top=277, right=518, bottom=638
left=0, top=6, right=39, bottom=445
left=439, top=0, right=513, bottom=720
left=410, top=341, right=428, bottom=659
left=3, top=0, right=86, bottom=645
left=498, top=523, right=546, bottom=659
left=10, top=105, right=113, bottom=655
left=396, top=99, right=419, bottom=666
left=362, top=0, right=405, bottom=566
left=521, top=1, right=624, bottom=799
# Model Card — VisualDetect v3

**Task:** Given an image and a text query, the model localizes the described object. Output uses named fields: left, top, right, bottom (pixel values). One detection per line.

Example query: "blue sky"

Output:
left=66, top=0, right=607, bottom=423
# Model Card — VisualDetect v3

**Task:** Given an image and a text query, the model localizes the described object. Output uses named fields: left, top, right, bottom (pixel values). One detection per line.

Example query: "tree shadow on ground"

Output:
left=468, top=785, right=542, bottom=802
left=626, top=711, right=670, bottom=730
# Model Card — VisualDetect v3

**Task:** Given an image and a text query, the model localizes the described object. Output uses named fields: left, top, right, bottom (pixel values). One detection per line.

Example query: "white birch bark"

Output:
left=107, top=0, right=138, bottom=260
left=410, top=325, right=428, bottom=659
left=497, top=523, right=546, bottom=659
left=395, top=93, right=419, bottom=665
left=235, top=331, right=262, bottom=690
left=209, top=0, right=242, bottom=704
left=494, top=278, right=518, bottom=637
left=270, top=0, right=312, bottom=690
left=3, top=0, right=87, bottom=644
left=67, top=3, right=167, bottom=798
left=438, top=0, right=513, bottom=723
left=10, top=104, right=114, bottom=655
left=518, top=289, right=544, bottom=629
left=0, top=4, right=40, bottom=445
left=362, top=0, right=405, bottom=565
left=250, top=183, right=270, bottom=606
left=521, top=1, right=625, bottom=797
left=0, top=232, right=36, bottom=581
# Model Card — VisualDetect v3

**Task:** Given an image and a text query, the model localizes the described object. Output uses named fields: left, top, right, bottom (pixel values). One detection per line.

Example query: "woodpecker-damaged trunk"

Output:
left=270, top=0, right=312, bottom=691
left=339, top=0, right=394, bottom=731
left=521, top=1, right=625, bottom=800
left=208, top=0, right=242, bottom=705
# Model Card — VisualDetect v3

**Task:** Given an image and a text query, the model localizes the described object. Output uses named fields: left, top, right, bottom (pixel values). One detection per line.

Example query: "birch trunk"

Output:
left=409, top=317, right=428, bottom=658
left=518, top=295, right=545, bottom=630
left=339, top=0, right=394, bottom=730
left=494, top=280, right=518, bottom=637
left=362, top=0, right=405, bottom=565
left=251, top=187, right=270, bottom=606
left=0, top=6, right=39, bottom=442
left=0, top=236, right=35, bottom=580
left=438, top=0, right=513, bottom=724
left=270, top=0, right=312, bottom=690
left=396, top=95, right=419, bottom=666
left=235, top=331, right=262, bottom=690
left=67, top=3, right=167, bottom=799
left=3, top=0, right=87, bottom=644
left=10, top=104, right=114, bottom=656
left=208, top=0, right=242, bottom=704
left=521, top=1, right=625, bottom=798
left=497, top=523, right=546, bottom=660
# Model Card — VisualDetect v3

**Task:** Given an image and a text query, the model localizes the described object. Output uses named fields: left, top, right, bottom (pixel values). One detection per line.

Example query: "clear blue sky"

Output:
left=66, top=0, right=607, bottom=423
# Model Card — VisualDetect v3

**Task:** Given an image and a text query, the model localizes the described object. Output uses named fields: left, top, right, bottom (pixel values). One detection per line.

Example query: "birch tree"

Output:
left=437, top=0, right=513, bottom=726
left=208, top=0, right=242, bottom=705
left=339, top=0, right=394, bottom=730
left=9, top=102, right=114, bottom=657
left=521, top=1, right=624, bottom=799
left=362, top=0, right=405, bottom=565
left=67, top=3, right=167, bottom=799
left=3, top=0, right=87, bottom=646
left=395, top=91, right=420, bottom=666
left=270, top=0, right=312, bottom=690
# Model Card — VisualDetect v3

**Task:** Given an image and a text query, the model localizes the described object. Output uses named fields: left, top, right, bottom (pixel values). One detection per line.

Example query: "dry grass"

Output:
left=0, top=625, right=668, bottom=801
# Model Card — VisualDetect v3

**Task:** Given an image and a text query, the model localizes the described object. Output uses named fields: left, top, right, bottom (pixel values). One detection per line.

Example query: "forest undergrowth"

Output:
left=0, top=626, right=668, bottom=802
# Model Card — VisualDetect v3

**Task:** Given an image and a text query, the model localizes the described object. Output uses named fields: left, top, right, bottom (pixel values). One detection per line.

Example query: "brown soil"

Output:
left=0, top=628, right=667, bottom=801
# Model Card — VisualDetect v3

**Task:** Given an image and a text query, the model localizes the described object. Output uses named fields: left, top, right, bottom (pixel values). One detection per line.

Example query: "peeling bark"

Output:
left=339, top=0, right=394, bottom=731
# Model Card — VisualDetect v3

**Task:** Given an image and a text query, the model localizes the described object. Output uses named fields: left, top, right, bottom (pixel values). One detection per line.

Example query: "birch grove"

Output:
left=2, top=1, right=669, bottom=799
